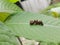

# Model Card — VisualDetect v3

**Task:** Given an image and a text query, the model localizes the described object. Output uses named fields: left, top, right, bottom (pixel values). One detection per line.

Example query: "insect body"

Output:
left=30, top=20, right=43, bottom=26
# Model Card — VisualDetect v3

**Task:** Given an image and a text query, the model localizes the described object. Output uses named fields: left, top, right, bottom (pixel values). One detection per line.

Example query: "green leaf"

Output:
left=0, top=21, right=21, bottom=45
left=0, top=0, right=23, bottom=22
left=0, top=0, right=22, bottom=12
left=0, top=12, right=10, bottom=22
left=40, top=3, right=60, bottom=17
left=5, top=12, right=60, bottom=43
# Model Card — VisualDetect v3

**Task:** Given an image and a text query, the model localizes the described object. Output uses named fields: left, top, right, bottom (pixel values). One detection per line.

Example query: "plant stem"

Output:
left=16, top=36, right=23, bottom=45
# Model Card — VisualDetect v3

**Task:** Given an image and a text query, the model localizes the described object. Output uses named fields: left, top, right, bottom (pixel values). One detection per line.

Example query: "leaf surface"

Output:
left=5, top=12, right=60, bottom=43
left=0, top=0, right=23, bottom=22
left=0, top=21, right=21, bottom=45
